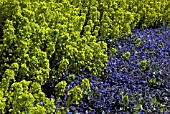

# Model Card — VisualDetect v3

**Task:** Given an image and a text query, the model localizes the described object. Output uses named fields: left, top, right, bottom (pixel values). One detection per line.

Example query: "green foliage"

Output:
left=121, top=93, right=129, bottom=112
left=136, top=38, right=141, bottom=45
left=151, top=97, right=157, bottom=104
left=139, top=59, right=147, bottom=71
left=55, top=80, right=67, bottom=100
left=67, top=74, right=75, bottom=82
left=0, top=0, right=170, bottom=113
left=149, top=77, right=157, bottom=86
left=126, top=0, right=169, bottom=30
left=81, top=78, right=90, bottom=90
left=135, top=104, right=142, bottom=113
left=66, top=86, right=83, bottom=106
left=123, top=51, right=131, bottom=60
left=111, top=47, right=117, bottom=55
left=122, top=93, right=129, bottom=105
left=2, top=80, right=56, bottom=114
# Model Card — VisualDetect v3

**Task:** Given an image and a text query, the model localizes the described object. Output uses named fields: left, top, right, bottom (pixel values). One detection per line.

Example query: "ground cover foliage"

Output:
left=0, top=0, right=170, bottom=113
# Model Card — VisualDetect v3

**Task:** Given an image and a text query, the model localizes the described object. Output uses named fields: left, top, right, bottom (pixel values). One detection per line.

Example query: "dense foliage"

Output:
left=0, top=0, right=170, bottom=114
left=68, top=28, right=170, bottom=113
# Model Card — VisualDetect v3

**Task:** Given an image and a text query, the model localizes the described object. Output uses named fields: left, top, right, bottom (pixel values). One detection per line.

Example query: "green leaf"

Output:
left=136, top=38, right=141, bottom=45
left=135, top=104, right=141, bottom=113
left=153, top=77, right=157, bottom=84
left=123, top=51, right=130, bottom=59
left=152, top=98, right=157, bottom=103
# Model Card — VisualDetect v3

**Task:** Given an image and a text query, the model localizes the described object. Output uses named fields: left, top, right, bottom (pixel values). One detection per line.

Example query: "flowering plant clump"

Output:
left=0, top=1, right=107, bottom=114
left=0, top=0, right=170, bottom=114
left=64, top=28, right=170, bottom=113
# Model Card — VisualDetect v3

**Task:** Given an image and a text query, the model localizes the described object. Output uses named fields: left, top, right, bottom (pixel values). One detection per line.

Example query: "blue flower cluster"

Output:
left=72, top=28, right=169, bottom=113
left=44, top=27, right=170, bottom=113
